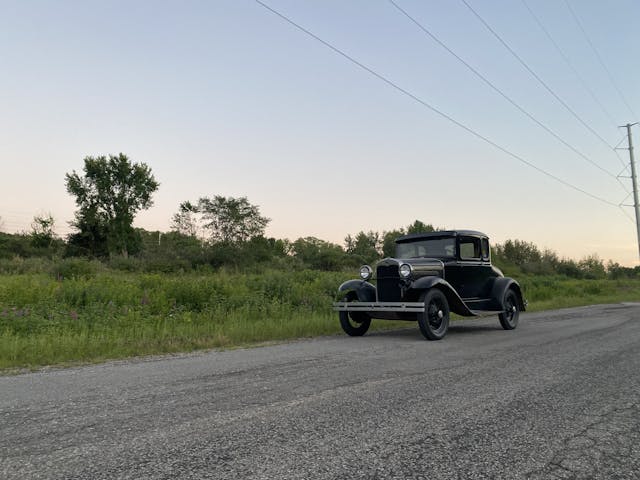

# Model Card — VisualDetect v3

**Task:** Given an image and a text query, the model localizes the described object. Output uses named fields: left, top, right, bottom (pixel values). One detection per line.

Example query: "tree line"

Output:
left=0, top=153, right=637, bottom=279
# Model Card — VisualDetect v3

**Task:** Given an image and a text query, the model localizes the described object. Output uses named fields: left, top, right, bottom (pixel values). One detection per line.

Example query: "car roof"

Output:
left=395, top=230, right=488, bottom=243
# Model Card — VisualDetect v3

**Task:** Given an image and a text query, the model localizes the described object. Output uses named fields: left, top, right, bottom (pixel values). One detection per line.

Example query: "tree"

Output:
left=382, top=221, right=437, bottom=257
left=345, top=230, right=381, bottom=263
left=177, top=196, right=269, bottom=243
left=405, top=220, right=436, bottom=235
left=65, top=153, right=159, bottom=257
left=30, top=213, right=56, bottom=248
left=171, top=201, right=199, bottom=237
left=382, top=229, right=404, bottom=257
left=292, top=237, right=345, bottom=270
left=578, top=254, right=606, bottom=279
left=500, top=240, right=542, bottom=266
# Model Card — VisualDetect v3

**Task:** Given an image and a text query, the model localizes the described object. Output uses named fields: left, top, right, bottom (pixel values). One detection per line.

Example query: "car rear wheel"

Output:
left=339, top=292, right=371, bottom=336
left=499, top=289, right=519, bottom=330
left=418, top=289, right=450, bottom=340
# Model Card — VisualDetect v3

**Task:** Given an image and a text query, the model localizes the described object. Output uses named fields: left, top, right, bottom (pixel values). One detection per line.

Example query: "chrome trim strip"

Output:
left=333, top=301, right=425, bottom=312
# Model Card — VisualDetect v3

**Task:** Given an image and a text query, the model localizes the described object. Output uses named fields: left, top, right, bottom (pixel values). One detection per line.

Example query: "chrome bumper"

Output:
left=333, top=301, right=425, bottom=313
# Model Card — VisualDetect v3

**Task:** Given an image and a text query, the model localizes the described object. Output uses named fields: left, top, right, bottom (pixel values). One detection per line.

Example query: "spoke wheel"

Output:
left=499, top=289, right=520, bottom=330
left=339, top=292, right=371, bottom=337
left=418, top=289, right=450, bottom=341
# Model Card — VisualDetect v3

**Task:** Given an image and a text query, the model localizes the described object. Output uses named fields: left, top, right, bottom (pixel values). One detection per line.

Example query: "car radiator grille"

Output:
left=376, top=264, right=398, bottom=277
left=376, top=264, right=402, bottom=301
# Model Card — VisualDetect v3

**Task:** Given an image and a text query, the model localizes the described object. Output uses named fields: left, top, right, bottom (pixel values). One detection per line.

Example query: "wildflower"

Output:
left=69, top=310, right=79, bottom=320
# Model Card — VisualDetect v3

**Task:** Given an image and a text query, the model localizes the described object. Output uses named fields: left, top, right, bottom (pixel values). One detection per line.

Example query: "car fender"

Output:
left=491, top=277, right=526, bottom=311
left=337, top=280, right=376, bottom=302
left=409, top=276, right=476, bottom=317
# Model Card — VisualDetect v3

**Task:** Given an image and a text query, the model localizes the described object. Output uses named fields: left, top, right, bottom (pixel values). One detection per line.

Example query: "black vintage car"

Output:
left=333, top=230, right=526, bottom=340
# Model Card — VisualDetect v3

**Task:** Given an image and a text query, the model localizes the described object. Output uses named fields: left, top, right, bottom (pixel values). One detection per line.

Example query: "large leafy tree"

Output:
left=172, top=196, right=269, bottom=243
left=200, top=196, right=269, bottom=243
left=65, top=153, right=159, bottom=257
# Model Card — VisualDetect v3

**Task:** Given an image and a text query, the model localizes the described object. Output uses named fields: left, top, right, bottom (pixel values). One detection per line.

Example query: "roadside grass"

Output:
left=1, top=268, right=639, bottom=371
left=518, top=275, right=640, bottom=312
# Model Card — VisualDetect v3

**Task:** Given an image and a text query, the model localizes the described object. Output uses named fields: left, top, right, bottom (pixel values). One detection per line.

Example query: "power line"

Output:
left=563, top=0, right=638, bottom=121
left=387, top=0, right=624, bottom=189
left=460, top=0, right=616, bottom=151
left=254, top=0, right=620, bottom=208
left=614, top=134, right=631, bottom=169
left=521, top=0, right=619, bottom=131
left=620, top=206, right=636, bottom=224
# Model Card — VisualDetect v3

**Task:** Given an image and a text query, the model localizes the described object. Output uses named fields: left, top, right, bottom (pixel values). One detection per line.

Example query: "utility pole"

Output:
left=623, top=123, right=640, bottom=260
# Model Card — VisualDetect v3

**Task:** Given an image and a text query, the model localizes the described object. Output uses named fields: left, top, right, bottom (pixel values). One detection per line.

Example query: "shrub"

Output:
left=52, top=258, right=102, bottom=279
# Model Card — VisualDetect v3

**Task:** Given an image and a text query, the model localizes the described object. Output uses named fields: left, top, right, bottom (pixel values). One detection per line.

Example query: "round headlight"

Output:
left=399, top=263, right=412, bottom=278
left=359, top=265, right=373, bottom=280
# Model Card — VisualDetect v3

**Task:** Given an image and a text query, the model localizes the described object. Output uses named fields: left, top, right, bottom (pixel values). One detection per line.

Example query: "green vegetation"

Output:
left=65, top=153, right=159, bottom=258
left=0, top=266, right=404, bottom=370
left=517, top=275, right=640, bottom=311
left=1, top=258, right=639, bottom=371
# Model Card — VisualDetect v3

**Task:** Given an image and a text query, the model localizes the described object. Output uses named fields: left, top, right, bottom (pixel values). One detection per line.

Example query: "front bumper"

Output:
left=333, top=301, right=425, bottom=313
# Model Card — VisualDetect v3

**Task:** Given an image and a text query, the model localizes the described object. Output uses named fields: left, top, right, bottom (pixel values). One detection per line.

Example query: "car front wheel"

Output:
left=418, top=289, right=450, bottom=340
left=499, top=289, right=520, bottom=330
left=339, top=292, right=371, bottom=336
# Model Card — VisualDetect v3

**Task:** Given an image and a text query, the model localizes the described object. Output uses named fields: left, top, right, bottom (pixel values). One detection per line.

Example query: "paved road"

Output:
left=2, top=304, right=640, bottom=479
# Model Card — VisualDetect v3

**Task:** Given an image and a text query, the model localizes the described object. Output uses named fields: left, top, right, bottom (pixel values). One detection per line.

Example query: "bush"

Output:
left=0, top=257, right=54, bottom=274
left=52, top=258, right=103, bottom=279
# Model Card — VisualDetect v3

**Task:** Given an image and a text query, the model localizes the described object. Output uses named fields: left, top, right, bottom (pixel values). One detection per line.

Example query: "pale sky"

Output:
left=1, top=0, right=639, bottom=265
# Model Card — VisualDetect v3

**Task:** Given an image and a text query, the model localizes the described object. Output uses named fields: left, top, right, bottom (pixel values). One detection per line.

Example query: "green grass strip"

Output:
left=1, top=270, right=639, bottom=371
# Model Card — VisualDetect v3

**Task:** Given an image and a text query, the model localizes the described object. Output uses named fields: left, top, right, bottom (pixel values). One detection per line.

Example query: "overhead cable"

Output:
left=460, top=0, right=617, bottom=151
left=254, top=0, right=620, bottom=208
left=521, top=0, right=619, bottom=131
left=563, top=0, right=638, bottom=121
left=388, top=0, right=624, bottom=190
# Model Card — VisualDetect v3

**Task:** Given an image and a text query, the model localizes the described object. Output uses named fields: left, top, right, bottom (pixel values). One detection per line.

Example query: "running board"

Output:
left=333, top=302, right=425, bottom=312
left=334, top=302, right=509, bottom=317
left=468, top=310, right=505, bottom=318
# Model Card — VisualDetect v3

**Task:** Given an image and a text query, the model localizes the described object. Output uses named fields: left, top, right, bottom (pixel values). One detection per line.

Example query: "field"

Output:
left=1, top=260, right=640, bottom=370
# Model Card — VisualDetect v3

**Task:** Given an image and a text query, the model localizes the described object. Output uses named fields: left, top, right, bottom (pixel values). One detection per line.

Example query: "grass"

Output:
left=1, top=268, right=639, bottom=371
left=518, top=274, right=640, bottom=312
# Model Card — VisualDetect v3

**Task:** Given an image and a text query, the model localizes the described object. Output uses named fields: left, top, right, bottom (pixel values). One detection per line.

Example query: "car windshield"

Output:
left=395, top=237, right=456, bottom=259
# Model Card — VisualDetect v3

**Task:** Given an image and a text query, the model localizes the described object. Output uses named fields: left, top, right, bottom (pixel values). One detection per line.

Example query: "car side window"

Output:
left=481, top=238, right=490, bottom=260
left=459, top=237, right=481, bottom=259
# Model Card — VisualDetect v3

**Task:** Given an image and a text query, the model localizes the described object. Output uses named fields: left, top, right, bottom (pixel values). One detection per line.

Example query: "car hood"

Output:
left=376, top=257, right=445, bottom=278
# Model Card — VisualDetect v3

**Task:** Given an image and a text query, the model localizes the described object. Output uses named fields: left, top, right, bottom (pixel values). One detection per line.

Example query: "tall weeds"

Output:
left=1, top=265, right=639, bottom=370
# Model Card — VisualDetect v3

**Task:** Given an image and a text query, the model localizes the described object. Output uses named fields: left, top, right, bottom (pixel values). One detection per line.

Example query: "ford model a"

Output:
left=333, top=231, right=526, bottom=340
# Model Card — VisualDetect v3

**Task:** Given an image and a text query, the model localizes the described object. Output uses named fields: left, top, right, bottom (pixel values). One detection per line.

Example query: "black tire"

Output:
left=418, top=289, right=450, bottom=340
left=499, top=289, right=520, bottom=330
left=339, top=292, right=371, bottom=337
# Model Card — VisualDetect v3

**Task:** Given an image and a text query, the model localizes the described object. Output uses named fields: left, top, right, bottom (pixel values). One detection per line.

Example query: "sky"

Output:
left=1, top=0, right=639, bottom=265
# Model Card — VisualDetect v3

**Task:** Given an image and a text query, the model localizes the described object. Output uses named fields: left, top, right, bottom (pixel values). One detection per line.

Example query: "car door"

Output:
left=457, top=236, right=484, bottom=299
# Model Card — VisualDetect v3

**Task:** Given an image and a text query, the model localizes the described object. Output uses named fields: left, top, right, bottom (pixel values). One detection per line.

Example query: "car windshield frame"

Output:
left=395, top=237, right=456, bottom=259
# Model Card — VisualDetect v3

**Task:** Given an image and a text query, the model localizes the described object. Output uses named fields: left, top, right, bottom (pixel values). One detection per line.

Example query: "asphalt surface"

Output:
left=1, top=304, right=640, bottom=479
